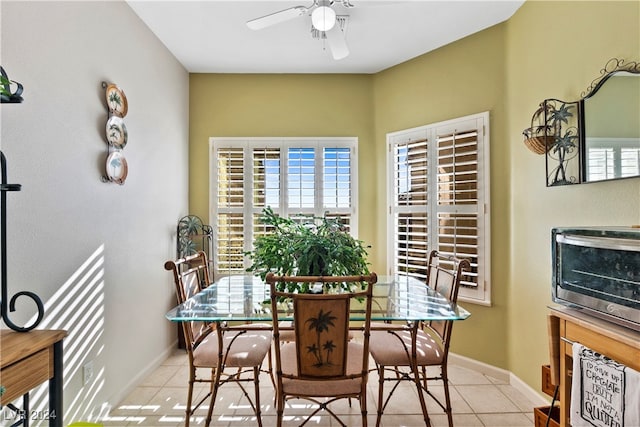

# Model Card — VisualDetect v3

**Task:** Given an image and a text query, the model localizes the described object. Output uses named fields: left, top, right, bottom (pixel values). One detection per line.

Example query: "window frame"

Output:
left=386, top=112, right=491, bottom=306
left=210, top=137, right=359, bottom=278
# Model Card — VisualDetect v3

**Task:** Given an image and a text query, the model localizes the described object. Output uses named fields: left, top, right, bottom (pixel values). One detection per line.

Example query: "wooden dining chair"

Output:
left=368, top=251, right=470, bottom=427
left=265, top=272, right=377, bottom=427
left=165, top=251, right=273, bottom=427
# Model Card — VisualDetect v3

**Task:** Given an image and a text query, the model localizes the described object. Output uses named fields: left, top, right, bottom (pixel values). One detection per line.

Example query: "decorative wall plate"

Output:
left=105, top=115, right=128, bottom=149
left=105, top=151, right=128, bottom=184
left=105, top=84, right=128, bottom=117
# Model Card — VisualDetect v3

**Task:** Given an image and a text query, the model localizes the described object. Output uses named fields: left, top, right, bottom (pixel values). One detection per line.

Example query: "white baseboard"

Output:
left=92, top=340, right=179, bottom=420
left=449, top=352, right=550, bottom=406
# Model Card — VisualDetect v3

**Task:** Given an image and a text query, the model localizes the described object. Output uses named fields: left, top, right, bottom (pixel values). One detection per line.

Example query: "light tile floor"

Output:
left=101, top=349, right=539, bottom=427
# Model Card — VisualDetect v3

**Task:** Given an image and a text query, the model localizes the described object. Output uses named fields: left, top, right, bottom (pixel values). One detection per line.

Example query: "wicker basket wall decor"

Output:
left=523, top=103, right=554, bottom=155
left=523, top=134, right=555, bottom=155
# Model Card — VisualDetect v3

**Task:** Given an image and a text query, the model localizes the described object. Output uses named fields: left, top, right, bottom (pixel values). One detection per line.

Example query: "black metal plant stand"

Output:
left=0, top=150, right=44, bottom=332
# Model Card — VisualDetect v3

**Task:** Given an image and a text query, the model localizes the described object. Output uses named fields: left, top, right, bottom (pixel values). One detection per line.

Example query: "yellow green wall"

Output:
left=189, top=1, right=640, bottom=392
left=189, top=74, right=381, bottom=266
left=506, top=0, right=640, bottom=389
left=372, top=24, right=511, bottom=368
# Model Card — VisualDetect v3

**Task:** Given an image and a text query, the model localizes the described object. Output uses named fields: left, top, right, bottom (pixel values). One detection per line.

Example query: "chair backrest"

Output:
left=424, top=250, right=470, bottom=346
left=164, top=251, right=213, bottom=350
left=266, top=273, right=377, bottom=381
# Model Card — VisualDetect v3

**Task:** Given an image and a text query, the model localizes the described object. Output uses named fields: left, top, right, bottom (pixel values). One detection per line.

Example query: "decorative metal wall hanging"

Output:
left=101, top=81, right=128, bottom=185
left=522, top=99, right=580, bottom=186
left=0, top=66, right=24, bottom=103
left=543, top=99, right=580, bottom=186
left=177, top=215, right=213, bottom=259
left=1, top=151, right=45, bottom=332
left=523, top=58, right=640, bottom=186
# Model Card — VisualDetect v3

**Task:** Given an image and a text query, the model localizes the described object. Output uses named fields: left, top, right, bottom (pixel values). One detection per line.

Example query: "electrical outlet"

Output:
left=83, top=360, right=94, bottom=386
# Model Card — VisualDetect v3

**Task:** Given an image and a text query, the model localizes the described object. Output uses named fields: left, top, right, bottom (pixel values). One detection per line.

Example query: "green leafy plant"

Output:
left=0, top=66, right=24, bottom=103
left=246, top=207, right=370, bottom=293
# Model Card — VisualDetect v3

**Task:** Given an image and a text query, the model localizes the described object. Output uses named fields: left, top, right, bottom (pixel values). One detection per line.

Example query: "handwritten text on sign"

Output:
left=579, top=347, right=626, bottom=427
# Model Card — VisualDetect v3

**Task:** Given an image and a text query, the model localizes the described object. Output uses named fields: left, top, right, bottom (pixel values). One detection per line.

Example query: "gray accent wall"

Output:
left=1, top=1, right=188, bottom=422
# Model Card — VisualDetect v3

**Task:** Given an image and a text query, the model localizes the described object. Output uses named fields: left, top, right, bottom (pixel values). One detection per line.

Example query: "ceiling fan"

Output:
left=246, top=0, right=354, bottom=60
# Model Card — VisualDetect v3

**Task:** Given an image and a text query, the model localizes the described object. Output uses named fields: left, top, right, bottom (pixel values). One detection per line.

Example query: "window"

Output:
left=211, top=137, right=358, bottom=278
left=387, top=112, right=491, bottom=305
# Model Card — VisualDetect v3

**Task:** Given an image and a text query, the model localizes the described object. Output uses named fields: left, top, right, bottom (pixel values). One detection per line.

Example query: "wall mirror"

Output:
left=581, top=64, right=640, bottom=183
left=524, top=59, right=640, bottom=186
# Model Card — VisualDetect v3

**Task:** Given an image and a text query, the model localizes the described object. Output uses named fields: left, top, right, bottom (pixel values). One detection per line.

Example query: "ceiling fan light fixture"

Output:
left=311, top=6, right=336, bottom=31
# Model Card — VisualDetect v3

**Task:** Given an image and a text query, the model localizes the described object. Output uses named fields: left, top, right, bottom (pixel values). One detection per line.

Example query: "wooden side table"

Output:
left=548, top=307, right=640, bottom=427
left=1, top=329, right=67, bottom=427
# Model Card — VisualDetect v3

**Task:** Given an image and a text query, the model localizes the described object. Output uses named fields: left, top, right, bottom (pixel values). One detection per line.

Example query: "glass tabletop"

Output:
left=166, top=275, right=470, bottom=323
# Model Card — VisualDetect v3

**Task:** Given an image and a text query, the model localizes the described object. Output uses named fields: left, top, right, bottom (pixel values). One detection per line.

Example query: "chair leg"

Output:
left=360, top=387, right=368, bottom=427
left=410, top=362, right=432, bottom=427
left=375, top=364, right=384, bottom=427
left=267, top=345, right=276, bottom=389
left=205, top=366, right=223, bottom=427
left=253, top=366, right=263, bottom=427
left=442, top=366, right=454, bottom=427
left=185, top=367, right=195, bottom=427
left=276, top=389, right=285, bottom=427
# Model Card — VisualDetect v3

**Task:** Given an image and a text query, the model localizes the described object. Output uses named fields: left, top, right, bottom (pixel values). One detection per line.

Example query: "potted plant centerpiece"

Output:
left=246, top=207, right=370, bottom=294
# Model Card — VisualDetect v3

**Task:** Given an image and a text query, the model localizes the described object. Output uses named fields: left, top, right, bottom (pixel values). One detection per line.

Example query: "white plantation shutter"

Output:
left=435, top=126, right=480, bottom=291
left=253, top=147, right=281, bottom=209
left=388, top=112, right=490, bottom=305
left=287, top=147, right=316, bottom=211
left=252, top=146, right=281, bottom=240
left=211, top=138, right=357, bottom=278
left=215, top=147, right=246, bottom=275
left=323, top=147, right=354, bottom=232
left=390, top=136, right=429, bottom=280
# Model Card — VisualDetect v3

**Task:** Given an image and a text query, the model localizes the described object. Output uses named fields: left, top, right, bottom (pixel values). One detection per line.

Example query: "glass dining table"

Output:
left=165, top=275, right=470, bottom=324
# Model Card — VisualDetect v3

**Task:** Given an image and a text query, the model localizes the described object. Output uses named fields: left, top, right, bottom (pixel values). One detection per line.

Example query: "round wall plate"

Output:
left=105, top=151, right=128, bottom=185
left=105, top=115, right=128, bottom=148
left=105, top=84, right=128, bottom=117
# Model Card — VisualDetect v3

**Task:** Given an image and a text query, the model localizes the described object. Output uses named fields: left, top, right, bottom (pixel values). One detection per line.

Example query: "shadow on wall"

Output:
left=15, top=245, right=106, bottom=426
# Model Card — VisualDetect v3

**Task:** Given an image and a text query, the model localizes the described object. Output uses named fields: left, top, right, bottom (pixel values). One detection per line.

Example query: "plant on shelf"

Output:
left=0, top=66, right=23, bottom=103
left=245, top=207, right=370, bottom=294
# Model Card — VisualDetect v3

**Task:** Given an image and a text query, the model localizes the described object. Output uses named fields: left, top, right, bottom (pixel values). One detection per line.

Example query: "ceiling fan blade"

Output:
left=325, top=24, right=349, bottom=60
left=246, top=6, right=308, bottom=30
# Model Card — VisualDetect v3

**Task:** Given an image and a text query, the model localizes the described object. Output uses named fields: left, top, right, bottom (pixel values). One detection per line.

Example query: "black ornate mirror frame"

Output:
left=577, top=58, right=640, bottom=184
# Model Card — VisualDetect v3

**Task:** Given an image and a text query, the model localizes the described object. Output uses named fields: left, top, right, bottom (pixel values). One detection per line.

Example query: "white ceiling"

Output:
left=127, top=0, right=525, bottom=74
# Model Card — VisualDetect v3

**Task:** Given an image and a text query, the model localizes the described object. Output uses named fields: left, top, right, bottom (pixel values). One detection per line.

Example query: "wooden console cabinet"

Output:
left=0, top=329, right=67, bottom=427
left=548, top=307, right=640, bottom=427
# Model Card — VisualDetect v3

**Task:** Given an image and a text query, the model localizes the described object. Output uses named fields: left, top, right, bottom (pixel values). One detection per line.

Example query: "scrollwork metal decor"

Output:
left=1, top=151, right=45, bottom=332
left=581, top=58, right=640, bottom=99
